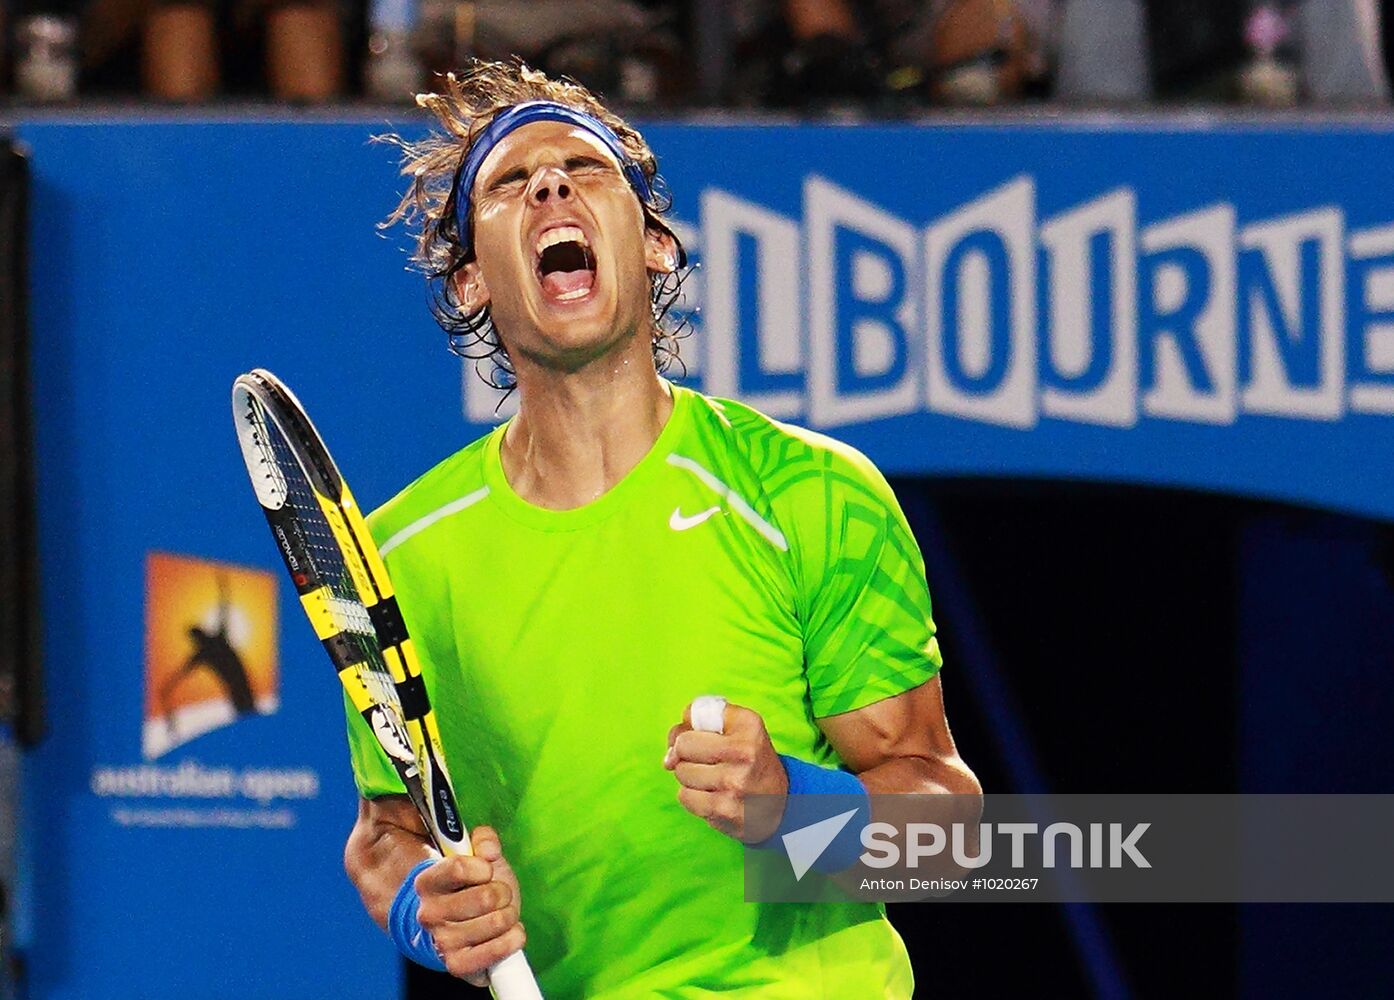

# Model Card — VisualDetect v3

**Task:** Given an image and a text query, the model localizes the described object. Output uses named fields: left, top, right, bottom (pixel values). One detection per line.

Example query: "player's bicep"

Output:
left=815, top=674, right=958, bottom=774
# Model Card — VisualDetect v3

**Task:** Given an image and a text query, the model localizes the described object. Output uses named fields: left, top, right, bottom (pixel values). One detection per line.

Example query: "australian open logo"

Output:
left=143, top=552, right=280, bottom=759
left=469, top=175, right=1394, bottom=431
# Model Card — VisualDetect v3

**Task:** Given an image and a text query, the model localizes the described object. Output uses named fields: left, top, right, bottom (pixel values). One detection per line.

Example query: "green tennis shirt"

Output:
left=345, top=383, right=942, bottom=998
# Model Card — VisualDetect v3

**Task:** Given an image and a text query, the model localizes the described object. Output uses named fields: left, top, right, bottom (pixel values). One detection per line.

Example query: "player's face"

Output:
left=458, top=120, right=675, bottom=372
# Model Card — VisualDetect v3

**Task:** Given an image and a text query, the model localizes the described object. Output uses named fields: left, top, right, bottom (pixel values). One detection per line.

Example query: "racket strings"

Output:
left=254, top=399, right=412, bottom=741
left=241, top=400, right=290, bottom=506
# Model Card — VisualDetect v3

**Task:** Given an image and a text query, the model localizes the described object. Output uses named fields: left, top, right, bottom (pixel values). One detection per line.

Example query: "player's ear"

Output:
left=454, top=262, right=490, bottom=314
left=644, top=224, right=679, bottom=275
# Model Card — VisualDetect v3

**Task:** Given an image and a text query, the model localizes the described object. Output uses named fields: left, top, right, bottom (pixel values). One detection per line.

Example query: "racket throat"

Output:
left=423, top=738, right=466, bottom=845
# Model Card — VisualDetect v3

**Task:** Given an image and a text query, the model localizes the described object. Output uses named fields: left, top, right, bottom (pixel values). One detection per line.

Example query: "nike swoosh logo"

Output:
left=669, top=505, right=721, bottom=531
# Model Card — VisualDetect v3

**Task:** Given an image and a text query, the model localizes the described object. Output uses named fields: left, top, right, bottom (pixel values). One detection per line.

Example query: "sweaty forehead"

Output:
left=473, top=121, right=622, bottom=194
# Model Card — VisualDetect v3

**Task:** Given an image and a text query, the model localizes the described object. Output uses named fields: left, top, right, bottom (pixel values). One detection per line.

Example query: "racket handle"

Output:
left=488, top=949, right=544, bottom=1000
left=432, top=836, right=542, bottom=996
left=690, top=694, right=728, bottom=734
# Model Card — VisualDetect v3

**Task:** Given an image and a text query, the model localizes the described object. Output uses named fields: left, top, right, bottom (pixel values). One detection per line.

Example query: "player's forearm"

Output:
left=857, top=753, right=982, bottom=817
left=343, top=795, right=438, bottom=928
left=851, top=755, right=982, bottom=882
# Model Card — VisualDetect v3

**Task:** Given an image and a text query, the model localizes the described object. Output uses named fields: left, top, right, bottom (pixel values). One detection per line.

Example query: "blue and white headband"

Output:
left=452, top=100, right=655, bottom=256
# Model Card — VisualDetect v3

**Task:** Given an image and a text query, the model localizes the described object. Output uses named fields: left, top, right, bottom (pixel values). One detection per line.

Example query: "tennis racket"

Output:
left=231, top=368, right=542, bottom=1000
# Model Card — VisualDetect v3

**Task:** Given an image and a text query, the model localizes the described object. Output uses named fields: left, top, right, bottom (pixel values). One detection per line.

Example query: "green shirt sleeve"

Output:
left=342, top=688, right=408, bottom=799
left=785, top=437, right=942, bottom=717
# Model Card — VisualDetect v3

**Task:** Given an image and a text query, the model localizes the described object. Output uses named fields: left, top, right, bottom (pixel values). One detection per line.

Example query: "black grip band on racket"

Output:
left=368, top=596, right=409, bottom=648
left=395, top=672, right=430, bottom=720
left=322, top=632, right=367, bottom=671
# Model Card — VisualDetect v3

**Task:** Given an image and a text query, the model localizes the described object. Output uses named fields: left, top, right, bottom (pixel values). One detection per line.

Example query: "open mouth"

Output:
left=535, top=225, right=597, bottom=302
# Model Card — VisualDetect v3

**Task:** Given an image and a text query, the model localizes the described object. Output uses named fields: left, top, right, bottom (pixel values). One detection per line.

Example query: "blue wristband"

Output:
left=752, top=755, right=871, bottom=875
left=388, top=859, right=448, bottom=972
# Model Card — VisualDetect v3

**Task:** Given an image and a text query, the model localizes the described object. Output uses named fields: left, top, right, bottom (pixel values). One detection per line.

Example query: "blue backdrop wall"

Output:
left=14, top=115, right=1394, bottom=998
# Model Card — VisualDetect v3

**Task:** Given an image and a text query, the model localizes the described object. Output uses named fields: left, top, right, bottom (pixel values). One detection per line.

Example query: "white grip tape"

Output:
left=690, top=695, right=728, bottom=734
left=488, top=949, right=544, bottom=1000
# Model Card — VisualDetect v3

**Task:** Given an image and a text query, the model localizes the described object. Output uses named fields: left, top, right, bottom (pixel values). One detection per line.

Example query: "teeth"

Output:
left=536, top=226, right=588, bottom=254
left=555, top=287, right=590, bottom=301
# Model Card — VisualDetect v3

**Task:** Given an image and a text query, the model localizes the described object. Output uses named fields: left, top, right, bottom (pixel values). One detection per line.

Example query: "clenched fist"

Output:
left=415, top=826, right=526, bottom=984
left=664, top=699, right=788, bottom=843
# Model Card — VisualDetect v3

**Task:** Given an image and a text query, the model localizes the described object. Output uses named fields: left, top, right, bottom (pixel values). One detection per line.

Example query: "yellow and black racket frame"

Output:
left=232, top=369, right=466, bottom=854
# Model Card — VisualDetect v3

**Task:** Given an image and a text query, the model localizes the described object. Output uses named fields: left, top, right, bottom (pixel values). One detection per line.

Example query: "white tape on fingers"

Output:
left=690, top=695, right=728, bottom=734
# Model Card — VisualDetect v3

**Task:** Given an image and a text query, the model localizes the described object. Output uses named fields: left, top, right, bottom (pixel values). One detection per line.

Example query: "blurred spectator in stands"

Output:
left=1238, top=0, right=1388, bottom=104
left=13, top=7, right=82, bottom=100
left=871, top=0, right=1045, bottom=106
left=1052, top=0, right=1388, bottom=104
left=1384, top=0, right=1394, bottom=89
left=774, top=0, right=883, bottom=108
left=724, top=0, right=882, bottom=109
left=1146, top=0, right=1245, bottom=101
left=730, top=0, right=1046, bottom=110
left=1055, top=0, right=1150, bottom=101
left=79, top=0, right=345, bottom=101
left=141, top=0, right=220, bottom=99
left=262, top=0, right=344, bottom=100
left=922, top=0, right=1043, bottom=104
left=22, top=0, right=1389, bottom=108
left=437, top=0, right=687, bottom=106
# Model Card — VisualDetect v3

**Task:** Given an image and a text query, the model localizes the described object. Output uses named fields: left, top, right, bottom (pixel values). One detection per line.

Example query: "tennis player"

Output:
left=342, top=60, right=980, bottom=998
